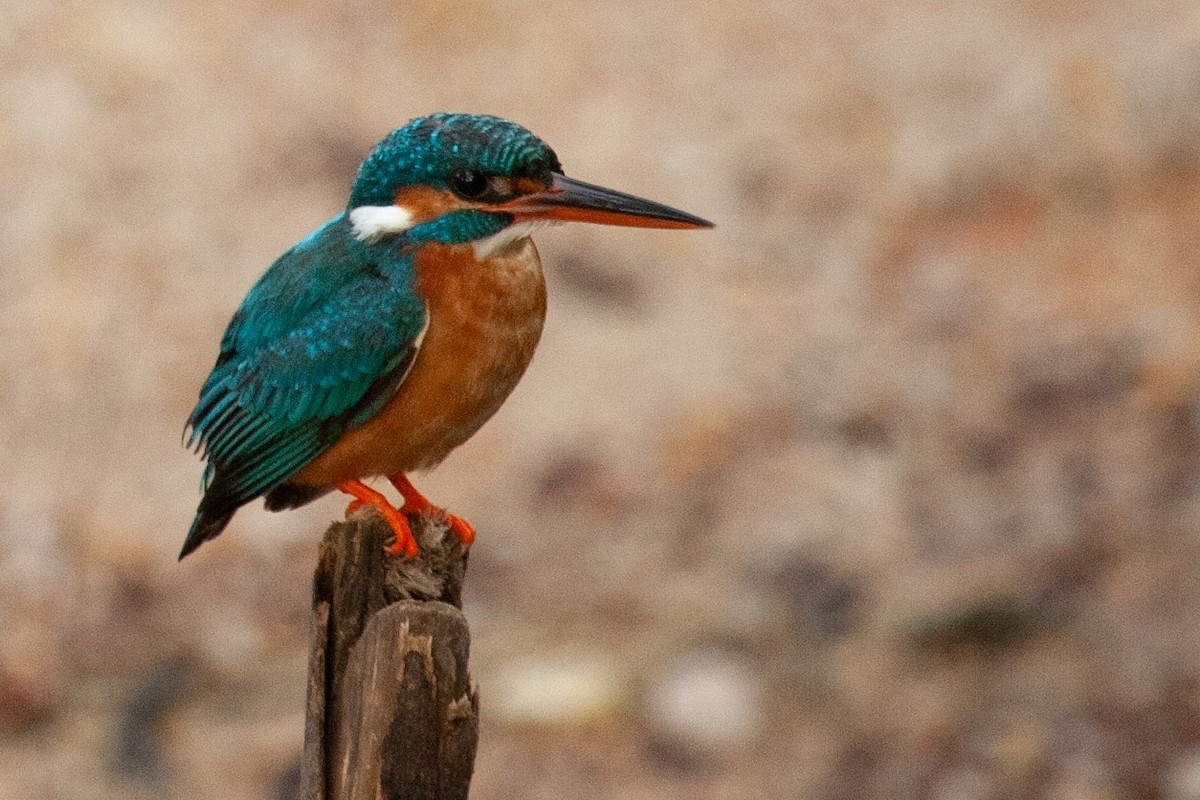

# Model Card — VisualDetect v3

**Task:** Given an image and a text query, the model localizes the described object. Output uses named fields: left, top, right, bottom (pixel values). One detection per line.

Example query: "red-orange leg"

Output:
left=335, top=480, right=419, bottom=558
left=388, top=473, right=477, bottom=547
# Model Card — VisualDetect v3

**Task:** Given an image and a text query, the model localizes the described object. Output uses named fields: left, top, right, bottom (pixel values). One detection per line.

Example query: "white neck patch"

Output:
left=349, top=205, right=414, bottom=242
left=472, top=220, right=560, bottom=260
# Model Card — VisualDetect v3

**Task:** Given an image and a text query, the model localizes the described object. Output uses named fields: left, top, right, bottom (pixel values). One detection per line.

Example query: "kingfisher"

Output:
left=181, top=113, right=711, bottom=560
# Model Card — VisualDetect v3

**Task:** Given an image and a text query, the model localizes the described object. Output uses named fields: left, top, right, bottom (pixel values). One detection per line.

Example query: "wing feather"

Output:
left=180, top=220, right=426, bottom=558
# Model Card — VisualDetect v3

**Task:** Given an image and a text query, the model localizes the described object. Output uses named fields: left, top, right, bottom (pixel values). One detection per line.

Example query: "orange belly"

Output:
left=290, top=236, right=547, bottom=485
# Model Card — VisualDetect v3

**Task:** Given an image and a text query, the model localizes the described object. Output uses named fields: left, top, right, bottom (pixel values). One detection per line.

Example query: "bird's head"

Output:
left=346, top=113, right=712, bottom=256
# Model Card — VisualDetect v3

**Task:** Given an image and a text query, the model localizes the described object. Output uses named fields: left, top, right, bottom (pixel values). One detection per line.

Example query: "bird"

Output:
left=181, top=113, right=712, bottom=560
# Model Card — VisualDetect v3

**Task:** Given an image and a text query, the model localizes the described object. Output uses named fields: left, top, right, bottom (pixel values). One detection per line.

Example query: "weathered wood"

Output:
left=302, top=508, right=477, bottom=800
left=302, top=601, right=330, bottom=800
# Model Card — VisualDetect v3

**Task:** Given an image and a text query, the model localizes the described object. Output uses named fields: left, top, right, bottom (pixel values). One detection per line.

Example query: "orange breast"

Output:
left=290, top=237, right=547, bottom=485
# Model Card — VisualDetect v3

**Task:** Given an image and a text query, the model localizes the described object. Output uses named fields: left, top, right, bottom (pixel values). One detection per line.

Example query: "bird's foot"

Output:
left=389, top=473, right=477, bottom=547
left=335, top=480, right=419, bottom=558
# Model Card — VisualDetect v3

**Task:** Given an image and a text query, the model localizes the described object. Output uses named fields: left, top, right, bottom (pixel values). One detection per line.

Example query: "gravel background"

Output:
left=5, top=1, right=1200, bottom=798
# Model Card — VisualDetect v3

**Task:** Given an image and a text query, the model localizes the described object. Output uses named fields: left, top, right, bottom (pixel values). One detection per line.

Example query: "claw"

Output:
left=389, top=473, right=476, bottom=547
left=335, top=480, right=419, bottom=558
left=332, top=475, right=474, bottom=556
left=443, top=513, right=476, bottom=547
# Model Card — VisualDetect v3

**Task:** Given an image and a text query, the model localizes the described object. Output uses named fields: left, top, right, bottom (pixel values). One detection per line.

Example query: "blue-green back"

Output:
left=187, top=213, right=426, bottom=503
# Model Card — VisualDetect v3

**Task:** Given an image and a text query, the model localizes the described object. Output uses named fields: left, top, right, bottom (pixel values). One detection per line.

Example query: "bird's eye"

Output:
left=449, top=169, right=492, bottom=200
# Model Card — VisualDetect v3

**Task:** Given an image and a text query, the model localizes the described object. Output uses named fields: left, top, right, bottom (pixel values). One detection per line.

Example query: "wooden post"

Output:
left=301, top=508, right=478, bottom=800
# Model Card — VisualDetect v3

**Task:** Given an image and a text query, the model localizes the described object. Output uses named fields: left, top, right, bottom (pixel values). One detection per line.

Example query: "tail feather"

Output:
left=179, top=466, right=247, bottom=560
left=179, top=504, right=235, bottom=560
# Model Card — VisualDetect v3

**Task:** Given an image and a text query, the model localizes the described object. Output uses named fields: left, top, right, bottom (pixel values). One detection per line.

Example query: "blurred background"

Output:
left=4, top=0, right=1200, bottom=797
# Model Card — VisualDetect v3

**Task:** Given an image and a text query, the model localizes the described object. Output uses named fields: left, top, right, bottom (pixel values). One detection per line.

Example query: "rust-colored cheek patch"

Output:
left=393, top=185, right=464, bottom=224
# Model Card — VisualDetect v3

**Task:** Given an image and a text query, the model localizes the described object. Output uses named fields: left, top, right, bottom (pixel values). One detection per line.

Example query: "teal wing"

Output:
left=181, top=220, right=425, bottom=557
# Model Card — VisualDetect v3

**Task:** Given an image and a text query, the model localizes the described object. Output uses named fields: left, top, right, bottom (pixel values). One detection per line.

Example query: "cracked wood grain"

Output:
left=302, top=508, right=477, bottom=800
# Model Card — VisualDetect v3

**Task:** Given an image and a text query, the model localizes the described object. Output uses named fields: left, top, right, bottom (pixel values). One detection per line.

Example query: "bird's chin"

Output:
left=471, top=220, right=561, bottom=260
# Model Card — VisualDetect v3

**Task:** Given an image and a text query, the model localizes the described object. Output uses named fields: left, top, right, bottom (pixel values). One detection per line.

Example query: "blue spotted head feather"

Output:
left=348, top=113, right=561, bottom=208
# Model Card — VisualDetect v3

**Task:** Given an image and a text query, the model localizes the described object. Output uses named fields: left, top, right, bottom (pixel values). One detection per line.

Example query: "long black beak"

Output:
left=502, top=173, right=713, bottom=229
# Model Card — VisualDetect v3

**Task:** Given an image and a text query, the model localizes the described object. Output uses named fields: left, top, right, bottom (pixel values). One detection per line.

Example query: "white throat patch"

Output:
left=349, top=205, right=414, bottom=242
left=472, top=220, right=560, bottom=260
